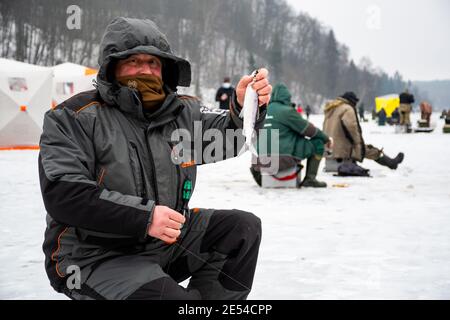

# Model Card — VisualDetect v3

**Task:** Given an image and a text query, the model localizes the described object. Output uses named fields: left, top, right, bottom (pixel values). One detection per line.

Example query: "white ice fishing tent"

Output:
left=51, top=62, right=97, bottom=106
left=0, top=58, right=53, bottom=149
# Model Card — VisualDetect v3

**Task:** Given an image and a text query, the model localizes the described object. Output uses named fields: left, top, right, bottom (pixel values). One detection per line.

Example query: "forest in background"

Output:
left=1, top=0, right=434, bottom=110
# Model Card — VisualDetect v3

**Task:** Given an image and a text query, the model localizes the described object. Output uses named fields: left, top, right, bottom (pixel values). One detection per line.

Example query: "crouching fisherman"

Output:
left=251, top=83, right=332, bottom=188
left=39, top=17, right=272, bottom=300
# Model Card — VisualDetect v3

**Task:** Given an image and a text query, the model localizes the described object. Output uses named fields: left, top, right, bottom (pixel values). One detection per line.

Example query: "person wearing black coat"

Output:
left=215, top=76, right=235, bottom=110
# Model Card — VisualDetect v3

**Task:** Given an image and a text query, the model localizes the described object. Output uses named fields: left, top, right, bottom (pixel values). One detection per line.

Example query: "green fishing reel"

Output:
left=180, top=179, right=192, bottom=230
left=182, top=179, right=192, bottom=203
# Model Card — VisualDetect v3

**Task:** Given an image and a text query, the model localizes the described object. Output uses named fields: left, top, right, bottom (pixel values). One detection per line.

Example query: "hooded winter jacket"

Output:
left=323, top=98, right=365, bottom=161
left=259, top=83, right=329, bottom=160
left=39, top=17, right=267, bottom=293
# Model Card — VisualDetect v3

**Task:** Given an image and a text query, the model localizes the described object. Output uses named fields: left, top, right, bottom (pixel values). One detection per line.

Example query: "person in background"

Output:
left=372, top=107, right=377, bottom=120
left=420, top=101, right=433, bottom=127
left=358, top=102, right=366, bottom=122
left=378, top=108, right=387, bottom=126
left=323, top=92, right=405, bottom=170
left=399, top=90, right=415, bottom=127
left=254, top=83, right=332, bottom=188
left=391, top=108, right=400, bottom=125
left=215, top=76, right=234, bottom=110
left=305, top=104, right=312, bottom=119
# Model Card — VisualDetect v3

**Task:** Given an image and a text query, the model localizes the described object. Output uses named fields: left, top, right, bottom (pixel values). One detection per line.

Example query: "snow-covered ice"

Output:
left=1, top=113, right=449, bottom=299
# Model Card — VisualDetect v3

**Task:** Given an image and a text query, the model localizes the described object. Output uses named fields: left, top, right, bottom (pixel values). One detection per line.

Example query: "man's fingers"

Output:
left=168, top=210, right=186, bottom=224
left=238, top=75, right=253, bottom=89
left=236, top=68, right=270, bottom=106
left=160, top=234, right=177, bottom=244
left=163, top=227, right=181, bottom=239
left=252, top=78, right=269, bottom=91
left=256, top=84, right=272, bottom=96
left=254, top=68, right=268, bottom=81
left=258, top=94, right=271, bottom=102
left=167, top=219, right=182, bottom=230
left=238, top=68, right=269, bottom=90
left=258, top=94, right=271, bottom=106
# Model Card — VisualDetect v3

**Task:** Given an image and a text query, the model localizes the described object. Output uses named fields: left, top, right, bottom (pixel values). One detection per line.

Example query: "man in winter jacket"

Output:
left=215, top=76, right=235, bottom=110
left=323, top=92, right=404, bottom=170
left=420, top=101, right=432, bottom=127
left=399, top=90, right=415, bottom=127
left=305, top=105, right=312, bottom=119
left=39, top=17, right=272, bottom=300
left=254, top=83, right=331, bottom=188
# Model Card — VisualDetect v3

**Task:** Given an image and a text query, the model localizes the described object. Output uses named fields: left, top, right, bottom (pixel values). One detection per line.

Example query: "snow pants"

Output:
left=399, top=104, right=412, bottom=126
left=365, top=144, right=383, bottom=160
left=65, top=208, right=262, bottom=300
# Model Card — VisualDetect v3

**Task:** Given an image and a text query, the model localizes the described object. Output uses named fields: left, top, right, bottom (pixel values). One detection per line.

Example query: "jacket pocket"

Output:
left=129, top=142, right=147, bottom=198
left=51, top=227, right=77, bottom=278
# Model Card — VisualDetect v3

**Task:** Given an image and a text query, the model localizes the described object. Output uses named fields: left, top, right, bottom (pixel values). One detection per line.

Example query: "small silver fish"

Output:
left=239, top=70, right=259, bottom=156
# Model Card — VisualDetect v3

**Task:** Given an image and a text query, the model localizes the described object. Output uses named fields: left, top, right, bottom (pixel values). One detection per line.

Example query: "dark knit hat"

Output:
left=340, top=91, right=359, bottom=107
left=399, top=92, right=415, bottom=104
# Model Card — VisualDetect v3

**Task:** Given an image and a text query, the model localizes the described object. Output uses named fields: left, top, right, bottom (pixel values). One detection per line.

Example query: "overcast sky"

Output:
left=286, top=0, right=450, bottom=81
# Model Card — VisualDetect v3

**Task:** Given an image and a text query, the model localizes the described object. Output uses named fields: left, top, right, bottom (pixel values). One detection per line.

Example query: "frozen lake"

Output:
left=1, top=113, right=449, bottom=299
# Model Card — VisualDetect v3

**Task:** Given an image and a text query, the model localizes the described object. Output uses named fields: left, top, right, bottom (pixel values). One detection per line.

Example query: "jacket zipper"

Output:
left=171, top=121, right=183, bottom=211
left=168, top=140, right=181, bottom=211
left=145, top=127, right=159, bottom=205
left=130, top=142, right=147, bottom=198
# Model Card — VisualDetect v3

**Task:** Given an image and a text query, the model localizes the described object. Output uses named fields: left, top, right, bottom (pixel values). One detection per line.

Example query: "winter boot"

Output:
left=375, top=152, right=404, bottom=170
left=301, top=156, right=327, bottom=188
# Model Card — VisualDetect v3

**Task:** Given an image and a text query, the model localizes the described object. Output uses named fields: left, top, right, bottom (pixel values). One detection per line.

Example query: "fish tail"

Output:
left=237, top=143, right=248, bottom=157
left=249, top=143, right=258, bottom=157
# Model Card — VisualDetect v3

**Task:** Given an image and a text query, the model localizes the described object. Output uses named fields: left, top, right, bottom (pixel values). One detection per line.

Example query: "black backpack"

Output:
left=337, top=162, right=371, bottom=177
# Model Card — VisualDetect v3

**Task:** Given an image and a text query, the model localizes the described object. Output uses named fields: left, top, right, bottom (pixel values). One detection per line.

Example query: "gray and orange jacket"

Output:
left=39, top=17, right=267, bottom=293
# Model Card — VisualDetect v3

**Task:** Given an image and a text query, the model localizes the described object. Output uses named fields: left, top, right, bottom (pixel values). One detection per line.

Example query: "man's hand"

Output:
left=236, top=68, right=272, bottom=107
left=148, top=205, right=185, bottom=244
left=326, top=137, right=334, bottom=150
left=220, top=93, right=228, bottom=101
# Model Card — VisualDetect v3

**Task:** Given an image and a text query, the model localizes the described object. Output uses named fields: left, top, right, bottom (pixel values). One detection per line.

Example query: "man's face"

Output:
left=115, top=53, right=163, bottom=79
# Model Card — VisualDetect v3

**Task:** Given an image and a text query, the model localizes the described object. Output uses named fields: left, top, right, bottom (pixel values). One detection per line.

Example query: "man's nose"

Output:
left=138, top=63, right=153, bottom=75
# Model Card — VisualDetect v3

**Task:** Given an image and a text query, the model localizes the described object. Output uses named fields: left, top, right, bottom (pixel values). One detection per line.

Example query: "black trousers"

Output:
left=68, top=208, right=262, bottom=300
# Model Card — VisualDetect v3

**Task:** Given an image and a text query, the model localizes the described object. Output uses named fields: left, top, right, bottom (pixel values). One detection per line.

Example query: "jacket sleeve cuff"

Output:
left=230, top=90, right=244, bottom=127
left=302, top=123, right=329, bottom=143
left=142, top=201, right=155, bottom=241
left=98, top=189, right=156, bottom=240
